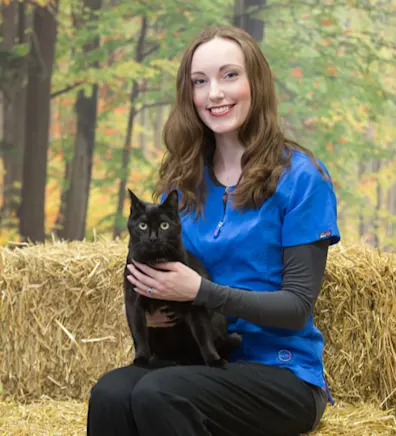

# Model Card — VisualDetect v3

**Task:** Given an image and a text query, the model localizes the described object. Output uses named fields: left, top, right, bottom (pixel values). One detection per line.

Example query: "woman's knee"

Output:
left=89, top=365, right=148, bottom=407
left=131, top=367, right=191, bottom=410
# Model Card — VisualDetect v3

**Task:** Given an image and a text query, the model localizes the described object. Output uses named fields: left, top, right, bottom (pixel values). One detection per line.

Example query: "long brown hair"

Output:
left=154, top=26, right=323, bottom=216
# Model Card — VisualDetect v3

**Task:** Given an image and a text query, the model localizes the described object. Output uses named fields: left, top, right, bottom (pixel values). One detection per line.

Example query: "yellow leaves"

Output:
left=2, top=0, right=58, bottom=6
left=35, top=0, right=50, bottom=6
left=149, top=58, right=179, bottom=77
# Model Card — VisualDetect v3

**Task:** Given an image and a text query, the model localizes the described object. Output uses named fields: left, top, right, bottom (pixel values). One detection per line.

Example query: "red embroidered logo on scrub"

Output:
left=319, top=230, right=332, bottom=239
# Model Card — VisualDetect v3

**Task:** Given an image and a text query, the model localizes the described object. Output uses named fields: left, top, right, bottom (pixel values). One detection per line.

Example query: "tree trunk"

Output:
left=234, top=0, right=265, bottom=42
left=61, top=0, right=102, bottom=240
left=52, top=160, right=71, bottom=236
left=19, top=2, right=59, bottom=243
left=138, top=106, right=148, bottom=159
left=358, top=159, right=370, bottom=239
left=372, top=158, right=381, bottom=248
left=358, top=122, right=382, bottom=248
left=153, top=104, right=164, bottom=150
left=1, top=0, right=26, bottom=226
left=385, top=181, right=396, bottom=252
left=113, top=16, right=147, bottom=239
left=113, top=81, right=139, bottom=239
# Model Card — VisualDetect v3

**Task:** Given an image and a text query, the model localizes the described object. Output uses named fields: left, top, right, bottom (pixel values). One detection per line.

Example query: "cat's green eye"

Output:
left=160, top=222, right=170, bottom=230
left=138, top=222, right=148, bottom=231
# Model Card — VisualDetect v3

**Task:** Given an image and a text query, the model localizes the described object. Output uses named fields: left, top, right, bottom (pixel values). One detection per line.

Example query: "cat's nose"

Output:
left=149, top=233, right=157, bottom=241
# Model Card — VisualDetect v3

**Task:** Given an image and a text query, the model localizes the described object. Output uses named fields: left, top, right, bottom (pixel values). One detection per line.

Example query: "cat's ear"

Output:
left=161, top=190, right=179, bottom=211
left=128, top=188, right=145, bottom=212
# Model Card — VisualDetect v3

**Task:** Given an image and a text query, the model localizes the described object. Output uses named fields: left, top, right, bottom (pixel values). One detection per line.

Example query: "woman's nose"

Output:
left=209, top=82, right=225, bottom=101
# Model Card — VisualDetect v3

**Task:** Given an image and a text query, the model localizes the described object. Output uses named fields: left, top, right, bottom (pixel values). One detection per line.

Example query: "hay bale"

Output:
left=1, top=239, right=395, bottom=410
left=0, top=399, right=394, bottom=435
left=0, top=239, right=130, bottom=402
left=0, top=399, right=87, bottom=435
left=315, top=245, right=396, bottom=409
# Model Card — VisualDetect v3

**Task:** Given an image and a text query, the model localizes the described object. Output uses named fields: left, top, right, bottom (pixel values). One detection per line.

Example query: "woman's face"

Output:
left=190, top=37, right=251, bottom=138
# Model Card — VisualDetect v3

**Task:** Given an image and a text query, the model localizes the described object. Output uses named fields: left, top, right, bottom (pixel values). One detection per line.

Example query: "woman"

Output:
left=87, top=26, right=340, bottom=436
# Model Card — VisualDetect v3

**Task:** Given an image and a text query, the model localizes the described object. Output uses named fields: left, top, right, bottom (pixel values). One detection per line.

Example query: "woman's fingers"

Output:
left=149, top=320, right=179, bottom=328
left=145, top=309, right=180, bottom=327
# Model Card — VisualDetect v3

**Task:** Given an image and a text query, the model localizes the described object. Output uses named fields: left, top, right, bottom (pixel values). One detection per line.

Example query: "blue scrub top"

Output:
left=168, top=150, right=340, bottom=398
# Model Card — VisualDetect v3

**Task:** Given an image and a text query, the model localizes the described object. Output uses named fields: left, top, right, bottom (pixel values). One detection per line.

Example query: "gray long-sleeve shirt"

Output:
left=193, top=239, right=329, bottom=331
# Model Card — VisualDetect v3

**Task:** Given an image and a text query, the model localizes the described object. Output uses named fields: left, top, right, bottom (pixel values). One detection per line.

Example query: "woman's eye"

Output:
left=138, top=222, right=148, bottom=231
left=192, top=78, right=205, bottom=86
left=225, top=71, right=238, bottom=79
left=160, top=222, right=170, bottom=230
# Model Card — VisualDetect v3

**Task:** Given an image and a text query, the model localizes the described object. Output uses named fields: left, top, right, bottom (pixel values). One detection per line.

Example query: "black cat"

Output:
left=123, top=188, right=242, bottom=368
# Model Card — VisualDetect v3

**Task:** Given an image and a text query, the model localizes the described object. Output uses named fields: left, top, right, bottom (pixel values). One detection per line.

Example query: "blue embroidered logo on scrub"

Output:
left=278, top=349, right=292, bottom=362
left=319, top=230, right=332, bottom=239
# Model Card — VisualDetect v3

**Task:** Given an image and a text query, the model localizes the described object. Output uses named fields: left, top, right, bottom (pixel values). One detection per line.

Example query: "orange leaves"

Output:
left=291, top=68, right=303, bottom=78
left=157, top=31, right=166, bottom=40
left=332, top=180, right=341, bottom=189
left=326, top=138, right=347, bottom=153
left=52, top=121, right=62, bottom=138
left=321, top=19, right=333, bottom=27
left=327, top=66, right=337, bottom=76
left=114, top=106, right=128, bottom=115
left=326, top=143, right=334, bottom=152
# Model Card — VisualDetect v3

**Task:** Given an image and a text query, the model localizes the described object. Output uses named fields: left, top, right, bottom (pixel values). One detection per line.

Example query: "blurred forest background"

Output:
left=0, top=0, right=395, bottom=250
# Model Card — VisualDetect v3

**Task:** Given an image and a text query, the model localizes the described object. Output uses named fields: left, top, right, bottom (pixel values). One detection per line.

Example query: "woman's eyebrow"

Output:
left=191, top=63, right=242, bottom=75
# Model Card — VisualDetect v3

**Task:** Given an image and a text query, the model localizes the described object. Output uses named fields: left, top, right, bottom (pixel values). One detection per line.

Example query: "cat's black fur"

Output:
left=123, top=188, right=242, bottom=368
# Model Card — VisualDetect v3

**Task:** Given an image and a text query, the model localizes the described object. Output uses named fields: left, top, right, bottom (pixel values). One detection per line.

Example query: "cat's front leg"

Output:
left=124, top=286, right=151, bottom=366
left=184, top=309, right=227, bottom=368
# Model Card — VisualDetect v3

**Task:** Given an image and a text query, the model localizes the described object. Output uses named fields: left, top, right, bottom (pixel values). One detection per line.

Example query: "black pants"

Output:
left=87, top=361, right=321, bottom=436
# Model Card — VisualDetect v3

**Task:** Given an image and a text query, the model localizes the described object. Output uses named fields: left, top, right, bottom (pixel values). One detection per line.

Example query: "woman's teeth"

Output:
left=210, top=105, right=233, bottom=114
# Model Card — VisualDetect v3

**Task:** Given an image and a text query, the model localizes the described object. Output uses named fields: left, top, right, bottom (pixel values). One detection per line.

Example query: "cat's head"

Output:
left=126, top=189, right=182, bottom=263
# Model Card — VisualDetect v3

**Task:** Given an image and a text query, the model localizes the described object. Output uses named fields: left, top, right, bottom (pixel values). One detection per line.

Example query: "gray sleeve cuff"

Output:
left=193, top=277, right=231, bottom=311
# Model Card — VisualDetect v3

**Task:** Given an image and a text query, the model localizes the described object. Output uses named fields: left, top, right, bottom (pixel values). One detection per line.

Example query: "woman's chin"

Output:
left=212, top=127, right=240, bottom=138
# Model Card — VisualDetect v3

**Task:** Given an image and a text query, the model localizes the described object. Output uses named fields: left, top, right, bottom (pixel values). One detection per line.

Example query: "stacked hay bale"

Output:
left=316, top=245, right=396, bottom=408
left=1, top=398, right=395, bottom=435
left=0, top=239, right=395, bottom=434
left=1, top=239, right=130, bottom=401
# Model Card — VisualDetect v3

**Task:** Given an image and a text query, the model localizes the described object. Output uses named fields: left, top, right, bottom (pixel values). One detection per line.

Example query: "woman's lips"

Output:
left=208, top=104, right=235, bottom=117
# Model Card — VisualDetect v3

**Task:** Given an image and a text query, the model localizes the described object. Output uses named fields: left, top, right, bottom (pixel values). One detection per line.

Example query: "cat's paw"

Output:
left=133, top=354, right=150, bottom=367
left=210, top=358, right=228, bottom=369
left=227, top=332, right=242, bottom=347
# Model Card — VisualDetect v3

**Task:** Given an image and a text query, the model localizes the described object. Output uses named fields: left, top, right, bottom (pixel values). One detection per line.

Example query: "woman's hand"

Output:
left=126, top=260, right=202, bottom=302
left=146, top=306, right=180, bottom=328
